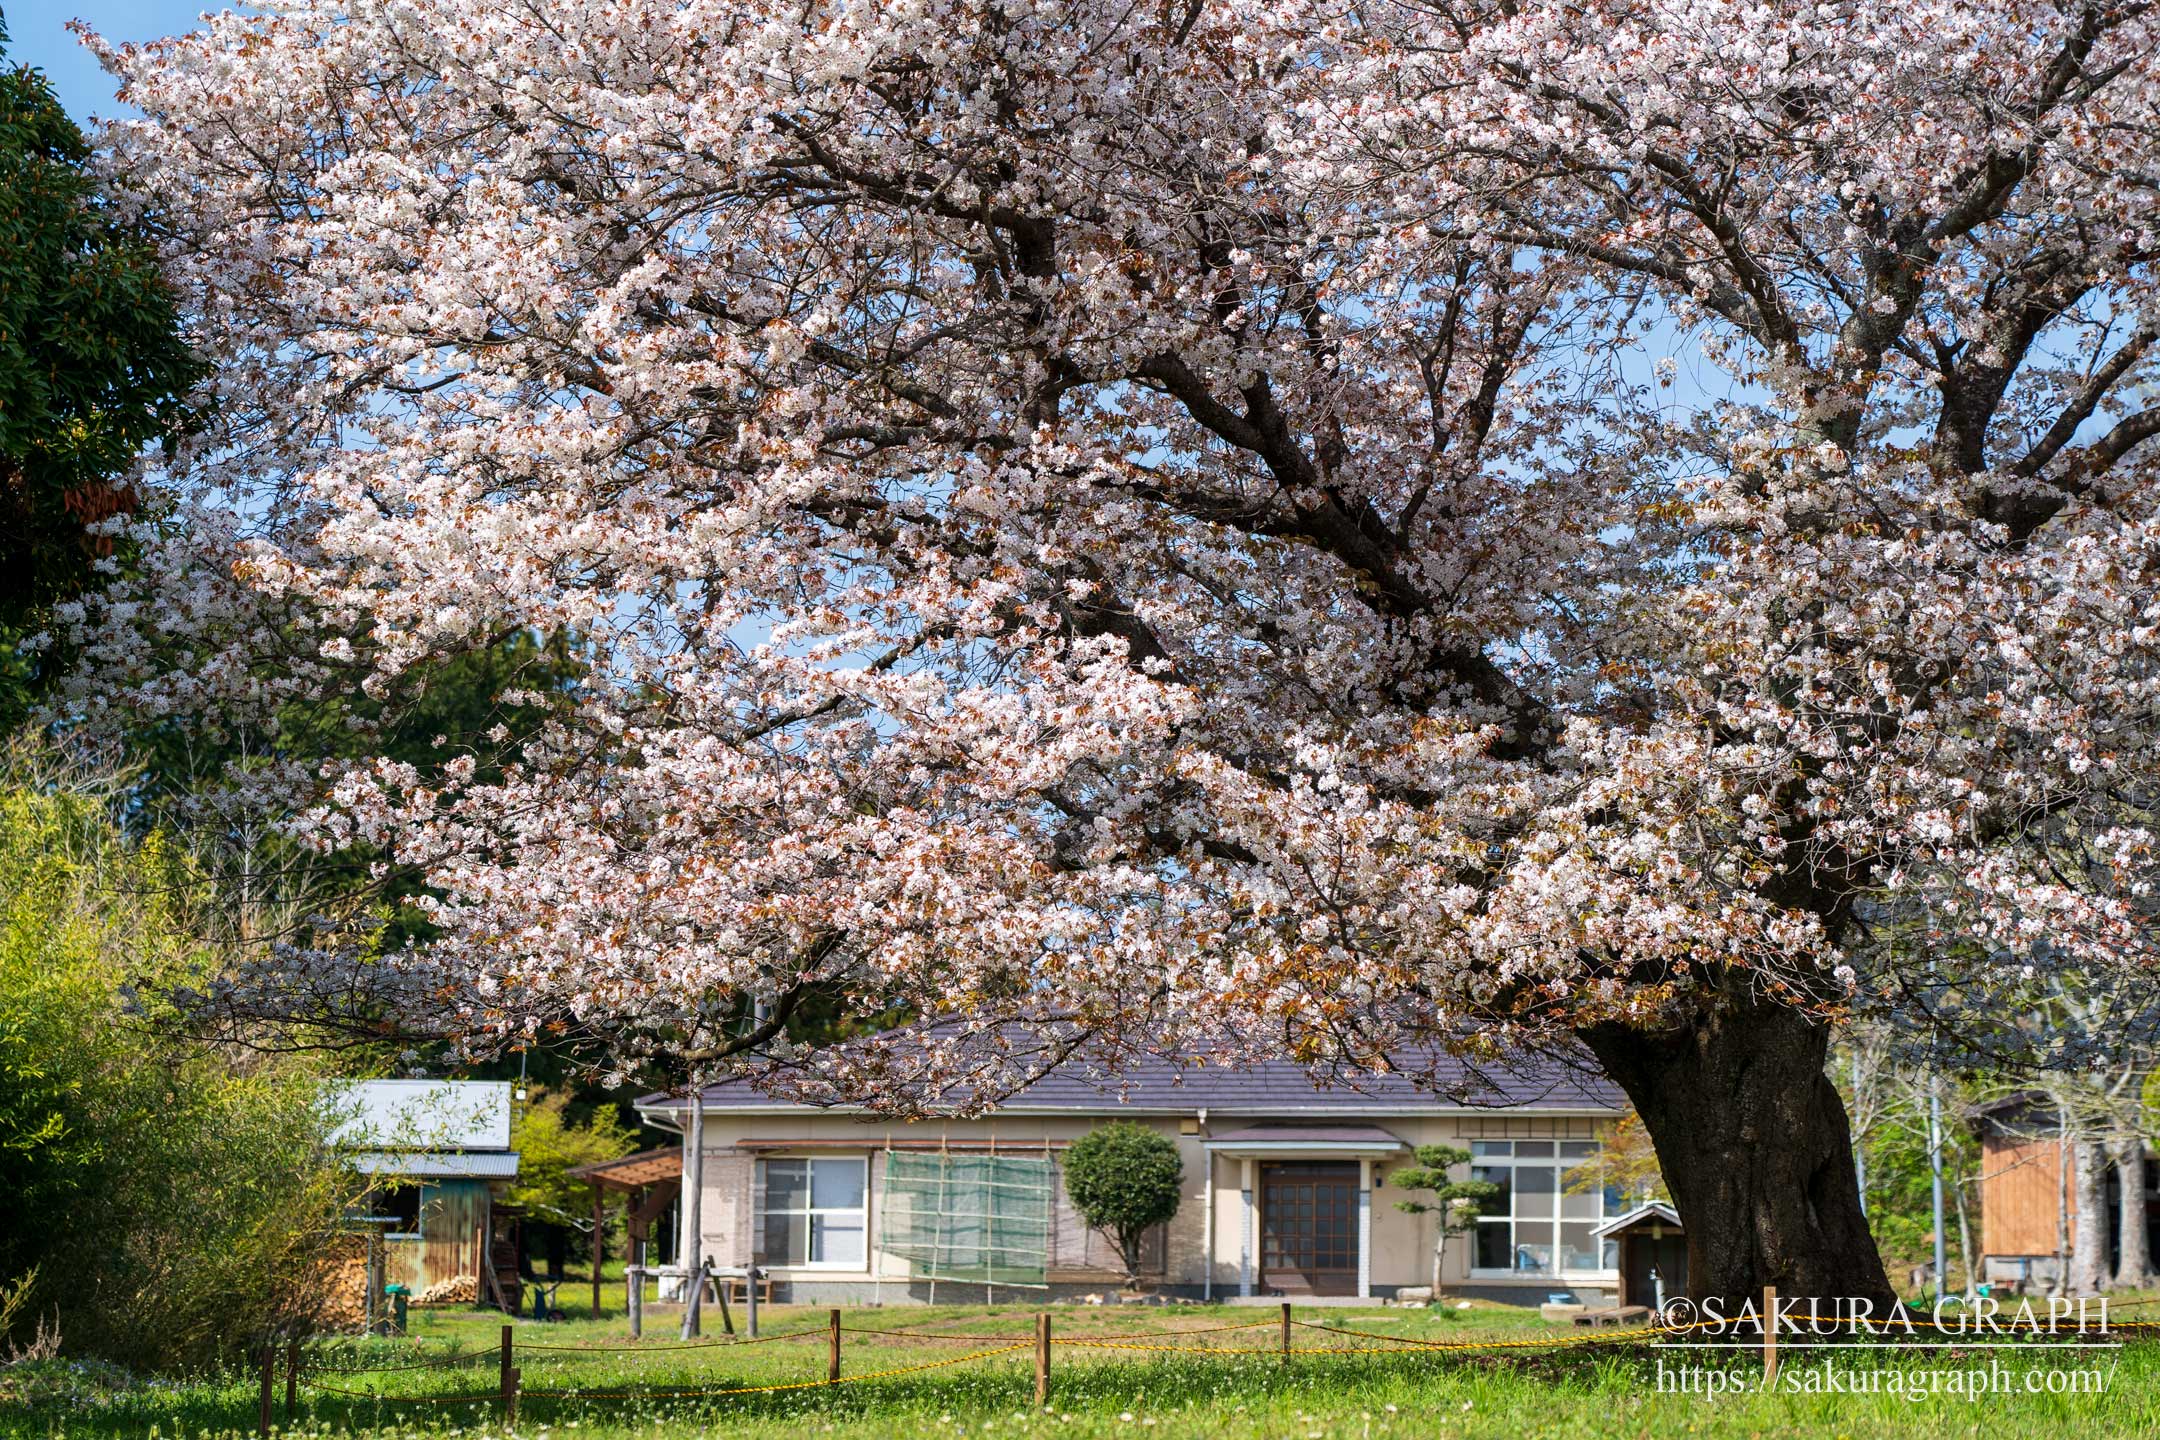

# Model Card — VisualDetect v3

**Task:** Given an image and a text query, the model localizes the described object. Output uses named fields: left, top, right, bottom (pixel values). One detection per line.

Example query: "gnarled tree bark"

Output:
left=1580, top=988, right=1897, bottom=1312
left=2110, top=1137, right=2150, bottom=1290
left=2069, top=1139, right=2112, bottom=1296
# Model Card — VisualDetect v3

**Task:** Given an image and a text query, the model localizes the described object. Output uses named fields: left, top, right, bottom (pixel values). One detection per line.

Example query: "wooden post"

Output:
left=714, top=1270, right=735, bottom=1336
left=627, top=1265, right=644, bottom=1338
left=1281, top=1301, right=1293, bottom=1362
left=364, top=1232, right=382, bottom=1336
left=744, top=1266, right=759, bottom=1338
left=1762, top=1285, right=1779, bottom=1390
left=284, top=1339, right=299, bottom=1419
left=828, top=1307, right=843, bottom=1383
left=1035, top=1312, right=1051, bottom=1408
left=592, top=1191, right=604, bottom=1320
left=474, top=1222, right=488, bottom=1308
left=480, top=1229, right=513, bottom=1313
left=257, top=1345, right=274, bottom=1437
left=499, top=1323, right=516, bottom=1424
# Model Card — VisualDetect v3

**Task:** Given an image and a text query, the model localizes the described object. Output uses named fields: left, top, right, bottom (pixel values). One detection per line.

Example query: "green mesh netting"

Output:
left=877, top=1150, right=1054, bottom=1288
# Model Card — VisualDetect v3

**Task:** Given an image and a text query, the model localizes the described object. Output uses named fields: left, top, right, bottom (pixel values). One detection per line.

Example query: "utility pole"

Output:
left=1851, top=1053, right=1868, bottom=1217
left=1929, top=1077, right=1948, bottom=1302
left=680, top=1085, right=705, bottom=1339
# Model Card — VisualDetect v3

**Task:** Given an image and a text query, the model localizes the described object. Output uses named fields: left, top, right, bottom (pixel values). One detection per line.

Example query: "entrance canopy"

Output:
left=571, top=1147, right=684, bottom=1193
left=1203, top=1125, right=1406, bottom=1160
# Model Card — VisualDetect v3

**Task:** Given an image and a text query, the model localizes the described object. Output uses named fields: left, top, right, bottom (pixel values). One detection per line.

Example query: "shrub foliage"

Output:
left=1062, top=1121, right=1183, bottom=1286
left=0, top=772, right=356, bottom=1369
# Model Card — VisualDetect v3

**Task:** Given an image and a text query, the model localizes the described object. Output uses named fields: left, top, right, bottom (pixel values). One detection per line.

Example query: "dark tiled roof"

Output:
left=642, top=1039, right=1622, bottom=1115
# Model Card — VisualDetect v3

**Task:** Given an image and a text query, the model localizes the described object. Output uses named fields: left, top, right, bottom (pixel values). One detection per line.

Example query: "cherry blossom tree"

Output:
left=60, top=0, right=2160, bottom=1307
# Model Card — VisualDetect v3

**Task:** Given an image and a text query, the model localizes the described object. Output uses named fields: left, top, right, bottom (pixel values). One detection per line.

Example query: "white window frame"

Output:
left=1465, top=1140, right=1622, bottom=1281
left=754, top=1155, right=870, bottom=1271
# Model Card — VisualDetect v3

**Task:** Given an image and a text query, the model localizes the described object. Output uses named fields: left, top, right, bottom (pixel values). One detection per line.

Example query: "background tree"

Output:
left=65, top=0, right=2160, bottom=1310
left=505, top=1086, right=635, bottom=1277
left=1389, top=1145, right=1500, bottom=1300
left=1564, top=1112, right=1666, bottom=1208
left=1062, top=1122, right=1183, bottom=1289
left=0, top=752, right=356, bottom=1368
left=0, top=19, right=197, bottom=727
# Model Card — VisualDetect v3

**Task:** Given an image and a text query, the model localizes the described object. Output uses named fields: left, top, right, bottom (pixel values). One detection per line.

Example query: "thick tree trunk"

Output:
left=2069, top=1140, right=2111, bottom=1296
left=2110, top=1137, right=2150, bottom=1290
left=1580, top=992, right=1897, bottom=1313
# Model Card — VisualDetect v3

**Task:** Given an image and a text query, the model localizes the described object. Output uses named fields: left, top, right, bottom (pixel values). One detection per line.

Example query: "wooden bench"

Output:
left=718, top=1275, right=775, bottom=1306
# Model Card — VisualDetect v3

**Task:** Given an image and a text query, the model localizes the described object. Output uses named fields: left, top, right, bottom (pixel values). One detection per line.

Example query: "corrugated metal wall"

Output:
left=385, top=1179, right=492, bottom=1291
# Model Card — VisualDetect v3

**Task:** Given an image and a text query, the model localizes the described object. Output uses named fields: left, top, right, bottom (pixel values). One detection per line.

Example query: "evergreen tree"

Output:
left=0, top=20, right=199, bottom=723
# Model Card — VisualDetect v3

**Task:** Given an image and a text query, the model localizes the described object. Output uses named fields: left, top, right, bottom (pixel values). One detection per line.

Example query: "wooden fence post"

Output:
left=714, top=1269, right=735, bottom=1336
left=257, top=1345, right=273, bottom=1437
left=284, top=1339, right=299, bottom=1419
left=1035, top=1312, right=1051, bottom=1408
left=499, top=1322, right=517, bottom=1424
left=827, top=1308, right=843, bottom=1382
left=627, top=1265, right=643, bottom=1338
left=591, top=1191, right=605, bottom=1320
left=364, top=1232, right=382, bottom=1336
left=1280, top=1302, right=1291, bottom=1363
left=1762, top=1284, right=1779, bottom=1391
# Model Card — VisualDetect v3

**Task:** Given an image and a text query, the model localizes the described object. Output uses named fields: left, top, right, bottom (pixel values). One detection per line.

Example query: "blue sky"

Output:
left=5, top=2, right=221, bottom=121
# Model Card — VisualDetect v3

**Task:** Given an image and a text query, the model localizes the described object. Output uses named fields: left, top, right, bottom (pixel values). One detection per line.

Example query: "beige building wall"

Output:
left=677, top=1107, right=1617, bottom=1301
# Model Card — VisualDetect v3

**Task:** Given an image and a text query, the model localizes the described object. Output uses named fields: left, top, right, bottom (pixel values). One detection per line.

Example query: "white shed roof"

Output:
left=1593, top=1200, right=1682, bottom=1238
left=325, top=1080, right=513, bottom=1152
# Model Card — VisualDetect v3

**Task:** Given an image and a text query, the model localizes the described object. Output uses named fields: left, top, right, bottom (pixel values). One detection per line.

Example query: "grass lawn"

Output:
left=2, top=1299, right=2153, bottom=1439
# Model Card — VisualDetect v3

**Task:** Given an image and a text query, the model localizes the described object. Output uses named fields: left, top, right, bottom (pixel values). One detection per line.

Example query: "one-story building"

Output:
left=636, top=1045, right=1631, bottom=1306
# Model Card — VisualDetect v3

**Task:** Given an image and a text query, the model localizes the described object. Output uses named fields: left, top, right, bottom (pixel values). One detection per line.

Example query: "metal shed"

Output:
left=329, top=1081, right=523, bottom=1304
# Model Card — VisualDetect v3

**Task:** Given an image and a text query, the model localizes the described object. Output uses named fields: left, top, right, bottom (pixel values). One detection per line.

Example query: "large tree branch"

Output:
left=2013, top=325, right=2159, bottom=480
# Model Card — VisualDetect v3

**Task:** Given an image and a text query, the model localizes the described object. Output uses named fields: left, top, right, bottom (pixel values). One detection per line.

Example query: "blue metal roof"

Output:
left=348, top=1150, right=522, bottom=1179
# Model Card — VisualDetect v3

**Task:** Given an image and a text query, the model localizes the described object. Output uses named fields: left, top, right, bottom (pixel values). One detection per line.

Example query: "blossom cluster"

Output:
left=58, top=0, right=2160, bottom=1098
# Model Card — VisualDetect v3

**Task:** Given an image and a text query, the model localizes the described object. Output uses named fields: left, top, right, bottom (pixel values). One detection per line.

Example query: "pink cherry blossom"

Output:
left=52, top=1, right=2158, bottom=1129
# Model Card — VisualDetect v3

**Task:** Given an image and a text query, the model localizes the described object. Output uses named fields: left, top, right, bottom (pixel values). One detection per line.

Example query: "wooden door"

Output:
left=1261, top=1163, right=1358, bottom=1296
left=1624, top=1231, right=1687, bottom=1308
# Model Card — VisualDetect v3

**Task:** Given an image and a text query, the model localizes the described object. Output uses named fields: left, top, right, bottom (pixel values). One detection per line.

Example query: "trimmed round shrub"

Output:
left=1062, top=1121, right=1183, bottom=1285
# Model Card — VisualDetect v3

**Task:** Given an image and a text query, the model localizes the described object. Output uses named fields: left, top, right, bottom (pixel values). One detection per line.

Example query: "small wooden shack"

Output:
left=1967, top=1092, right=2157, bottom=1292
left=329, top=1080, right=522, bottom=1303
left=1595, top=1201, right=1686, bottom=1308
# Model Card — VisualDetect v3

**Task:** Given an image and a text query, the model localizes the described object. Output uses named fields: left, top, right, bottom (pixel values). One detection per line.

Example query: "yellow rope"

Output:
left=304, top=1380, right=499, bottom=1405
left=308, top=1342, right=1034, bottom=1404
left=303, top=1351, right=495, bottom=1375
left=1056, top=1340, right=1282, bottom=1354
left=845, top=1319, right=1280, bottom=1342
left=301, top=1305, right=2160, bottom=1408
left=517, top=1327, right=827, bottom=1353
left=537, top=1342, right=1035, bottom=1399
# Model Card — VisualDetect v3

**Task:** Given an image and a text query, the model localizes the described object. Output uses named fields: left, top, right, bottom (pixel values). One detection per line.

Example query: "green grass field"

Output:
left=2, top=1300, right=2153, bottom=1439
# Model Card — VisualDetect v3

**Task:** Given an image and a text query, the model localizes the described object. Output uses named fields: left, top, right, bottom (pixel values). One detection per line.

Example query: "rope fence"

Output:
left=515, top=1326, right=831, bottom=1353
left=256, top=1295, right=2160, bottom=1434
